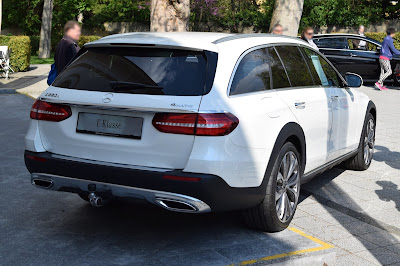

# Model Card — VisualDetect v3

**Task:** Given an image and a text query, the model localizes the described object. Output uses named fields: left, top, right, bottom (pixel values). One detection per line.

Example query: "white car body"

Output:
left=25, top=32, right=375, bottom=223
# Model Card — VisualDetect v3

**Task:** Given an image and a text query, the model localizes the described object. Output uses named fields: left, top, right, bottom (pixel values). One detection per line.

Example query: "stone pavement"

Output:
left=0, top=64, right=50, bottom=98
left=293, top=85, right=400, bottom=265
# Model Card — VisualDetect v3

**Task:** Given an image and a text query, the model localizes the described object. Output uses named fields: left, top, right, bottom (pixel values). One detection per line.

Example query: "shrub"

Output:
left=365, top=32, right=400, bottom=50
left=78, top=36, right=102, bottom=47
left=29, top=36, right=40, bottom=56
left=0, top=35, right=31, bottom=72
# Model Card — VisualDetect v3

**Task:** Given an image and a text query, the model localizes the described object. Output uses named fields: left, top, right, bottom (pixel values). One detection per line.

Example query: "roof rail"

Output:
left=213, top=33, right=301, bottom=44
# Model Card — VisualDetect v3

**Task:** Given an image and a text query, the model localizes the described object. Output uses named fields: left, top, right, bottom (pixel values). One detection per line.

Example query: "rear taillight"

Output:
left=30, top=100, right=72, bottom=122
left=152, top=113, right=239, bottom=136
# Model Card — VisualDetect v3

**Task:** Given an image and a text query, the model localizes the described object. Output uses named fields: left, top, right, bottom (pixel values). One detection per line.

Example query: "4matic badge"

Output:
left=171, top=103, right=194, bottom=108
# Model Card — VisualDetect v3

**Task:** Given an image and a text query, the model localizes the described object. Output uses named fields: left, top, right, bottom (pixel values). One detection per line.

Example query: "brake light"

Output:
left=30, top=100, right=72, bottom=122
left=152, top=113, right=239, bottom=136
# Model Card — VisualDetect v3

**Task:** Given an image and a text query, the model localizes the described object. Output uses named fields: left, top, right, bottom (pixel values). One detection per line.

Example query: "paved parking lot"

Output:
left=0, top=84, right=399, bottom=265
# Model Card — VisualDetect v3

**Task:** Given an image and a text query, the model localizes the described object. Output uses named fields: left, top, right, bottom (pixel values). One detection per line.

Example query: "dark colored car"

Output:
left=313, top=34, right=400, bottom=85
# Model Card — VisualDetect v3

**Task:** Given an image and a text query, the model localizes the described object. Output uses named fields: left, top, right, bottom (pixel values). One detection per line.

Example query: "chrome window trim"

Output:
left=227, top=42, right=343, bottom=97
left=319, top=47, right=380, bottom=53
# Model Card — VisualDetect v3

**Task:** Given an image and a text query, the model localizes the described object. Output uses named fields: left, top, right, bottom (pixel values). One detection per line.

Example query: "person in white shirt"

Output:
left=352, top=25, right=368, bottom=50
left=301, top=27, right=319, bottom=51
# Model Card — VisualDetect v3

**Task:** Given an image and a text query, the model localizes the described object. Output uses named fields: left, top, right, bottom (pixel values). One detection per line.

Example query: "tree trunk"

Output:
left=150, top=0, right=190, bottom=32
left=0, top=0, right=2, bottom=35
left=269, top=0, right=304, bottom=37
left=38, top=0, right=54, bottom=59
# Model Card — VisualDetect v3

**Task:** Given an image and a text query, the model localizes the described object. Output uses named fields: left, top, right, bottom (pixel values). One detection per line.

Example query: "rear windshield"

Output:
left=53, top=47, right=217, bottom=96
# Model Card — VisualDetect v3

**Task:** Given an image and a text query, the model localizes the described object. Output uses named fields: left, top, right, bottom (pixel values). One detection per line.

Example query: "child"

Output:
left=375, top=28, right=400, bottom=90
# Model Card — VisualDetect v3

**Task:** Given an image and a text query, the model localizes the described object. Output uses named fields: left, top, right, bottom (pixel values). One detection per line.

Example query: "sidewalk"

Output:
left=0, top=64, right=50, bottom=98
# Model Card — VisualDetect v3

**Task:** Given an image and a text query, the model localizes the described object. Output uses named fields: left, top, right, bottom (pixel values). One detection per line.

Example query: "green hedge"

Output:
left=29, top=36, right=40, bottom=56
left=0, top=36, right=31, bottom=72
left=365, top=32, right=400, bottom=50
left=30, top=35, right=102, bottom=55
left=78, top=35, right=102, bottom=47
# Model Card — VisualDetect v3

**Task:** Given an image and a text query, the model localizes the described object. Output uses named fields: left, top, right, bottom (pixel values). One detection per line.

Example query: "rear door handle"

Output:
left=350, top=53, right=358, bottom=57
left=331, top=95, right=339, bottom=101
left=294, top=102, right=306, bottom=109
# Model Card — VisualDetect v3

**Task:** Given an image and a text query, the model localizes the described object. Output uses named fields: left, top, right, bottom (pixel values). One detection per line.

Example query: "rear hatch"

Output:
left=37, top=46, right=217, bottom=169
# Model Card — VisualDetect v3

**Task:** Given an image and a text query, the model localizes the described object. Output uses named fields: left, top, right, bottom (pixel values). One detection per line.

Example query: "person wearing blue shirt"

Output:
left=375, top=28, right=400, bottom=90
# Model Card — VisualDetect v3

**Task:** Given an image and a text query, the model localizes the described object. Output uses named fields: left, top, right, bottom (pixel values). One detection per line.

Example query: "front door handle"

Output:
left=294, top=102, right=306, bottom=109
left=350, top=53, right=358, bottom=57
left=331, top=95, right=339, bottom=101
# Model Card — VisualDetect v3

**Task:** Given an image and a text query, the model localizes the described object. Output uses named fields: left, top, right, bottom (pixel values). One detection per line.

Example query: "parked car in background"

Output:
left=313, top=33, right=400, bottom=85
left=25, top=33, right=376, bottom=232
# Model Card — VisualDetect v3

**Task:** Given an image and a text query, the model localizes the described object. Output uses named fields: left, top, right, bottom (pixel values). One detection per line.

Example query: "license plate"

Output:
left=76, top=113, right=143, bottom=139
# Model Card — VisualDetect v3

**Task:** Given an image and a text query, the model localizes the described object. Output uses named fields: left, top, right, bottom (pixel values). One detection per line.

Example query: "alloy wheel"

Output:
left=275, top=151, right=300, bottom=223
left=364, top=118, right=375, bottom=165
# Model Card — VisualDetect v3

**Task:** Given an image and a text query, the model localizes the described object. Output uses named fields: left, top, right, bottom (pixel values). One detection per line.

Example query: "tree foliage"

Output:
left=300, top=0, right=385, bottom=30
left=84, top=0, right=150, bottom=30
left=2, top=0, right=400, bottom=35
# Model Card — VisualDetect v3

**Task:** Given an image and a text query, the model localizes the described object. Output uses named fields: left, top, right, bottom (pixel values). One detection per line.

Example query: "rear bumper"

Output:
left=24, top=151, right=265, bottom=212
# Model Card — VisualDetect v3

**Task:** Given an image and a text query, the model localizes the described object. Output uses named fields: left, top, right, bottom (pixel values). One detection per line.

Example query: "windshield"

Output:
left=53, top=47, right=217, bottom=96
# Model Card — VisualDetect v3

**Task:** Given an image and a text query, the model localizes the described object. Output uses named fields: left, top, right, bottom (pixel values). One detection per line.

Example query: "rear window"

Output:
left=313, top=37, right=347, bottom=49
left=53, top=47, right=217, bottom=96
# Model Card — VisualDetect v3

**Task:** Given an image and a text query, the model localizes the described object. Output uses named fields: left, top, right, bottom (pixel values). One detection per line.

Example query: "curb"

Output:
left=0, top=88, right=17, bottom=94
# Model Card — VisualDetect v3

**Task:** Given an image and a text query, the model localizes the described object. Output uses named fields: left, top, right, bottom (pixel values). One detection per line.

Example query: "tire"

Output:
left=393, top=73, right=400, bottom=87
left=243, top=142, right=301, bottom=232
left=345, top=113, right=375, bottom=171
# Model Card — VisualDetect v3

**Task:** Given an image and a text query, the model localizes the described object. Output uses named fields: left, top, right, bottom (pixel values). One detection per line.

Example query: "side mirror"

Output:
left=345, top=72, right=363, bottom=87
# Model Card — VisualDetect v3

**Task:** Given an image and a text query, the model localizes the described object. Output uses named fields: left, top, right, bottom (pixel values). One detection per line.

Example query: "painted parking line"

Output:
left=228, top=227, right=334, bottom=266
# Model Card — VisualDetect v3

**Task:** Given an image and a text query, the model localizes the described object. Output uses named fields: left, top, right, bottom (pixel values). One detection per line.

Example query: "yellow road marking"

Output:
left=227, top=227, right=334, bottom=266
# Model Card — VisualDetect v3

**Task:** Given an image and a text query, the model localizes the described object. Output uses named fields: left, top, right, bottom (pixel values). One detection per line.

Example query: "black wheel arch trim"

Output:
left=260, top=122, right=306, bottom=187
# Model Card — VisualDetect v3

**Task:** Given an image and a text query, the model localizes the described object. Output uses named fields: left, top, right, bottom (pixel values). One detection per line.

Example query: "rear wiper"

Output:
left=109, top=81, right=164, bottom=95
left=110, top=81, right=163, bottom=91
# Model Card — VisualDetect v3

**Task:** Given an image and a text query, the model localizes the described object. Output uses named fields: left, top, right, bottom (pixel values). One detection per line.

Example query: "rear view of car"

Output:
left=25, top=32, right=376, bottom=233
left=25, top=33, right=245, bottom=215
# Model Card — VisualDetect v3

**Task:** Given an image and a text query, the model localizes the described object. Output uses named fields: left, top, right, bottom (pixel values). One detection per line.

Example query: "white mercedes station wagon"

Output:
left=25, top=32, right=376, bottom=232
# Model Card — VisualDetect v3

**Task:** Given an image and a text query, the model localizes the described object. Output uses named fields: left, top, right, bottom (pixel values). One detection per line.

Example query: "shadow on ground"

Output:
left=301, top=166, right=400, bottom=265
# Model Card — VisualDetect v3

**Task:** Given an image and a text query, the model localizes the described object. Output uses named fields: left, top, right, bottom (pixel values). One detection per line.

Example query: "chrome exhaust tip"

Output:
left=154, top=198, right=198, bottom=212
left=31, top=178, right=53, bottom=189
left=88, top=192, right=103, bottom=207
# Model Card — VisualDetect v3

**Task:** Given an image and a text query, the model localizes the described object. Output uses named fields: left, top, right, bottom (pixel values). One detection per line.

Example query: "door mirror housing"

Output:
left=345, top=72, right=363, bottom=87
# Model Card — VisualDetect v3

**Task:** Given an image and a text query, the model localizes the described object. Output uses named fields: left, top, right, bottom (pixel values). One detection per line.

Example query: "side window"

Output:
left=313, top=37, right=347, bottom=49
left=302, top=47, right=342, bottom=87
left=230, top=48, right=271, bottom=96
left=348, top=38, right=378, bottom=51
left=275, top=46, right=315, bottom=87
left=267, top=47, right=290, bottom=89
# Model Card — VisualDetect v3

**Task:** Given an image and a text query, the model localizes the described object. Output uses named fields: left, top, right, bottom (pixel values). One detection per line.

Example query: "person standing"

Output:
left=301, top=27, right=319, bottom=50
left=271, top=24, right=283, bottom=35
left=55, top=21, right=81, bottom=75
left=375, top=28, right=400, bottom=90
left=352, top=25, right=368, bottom=50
